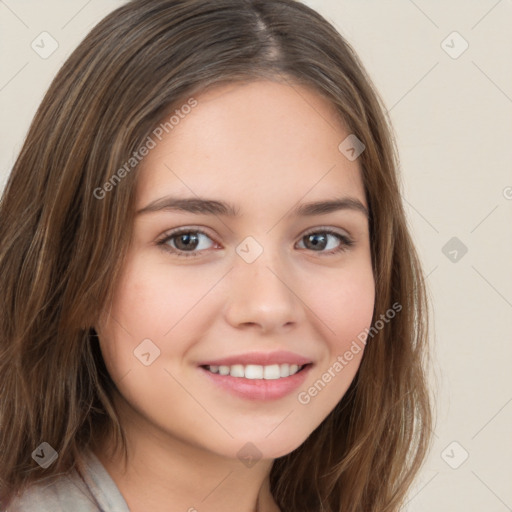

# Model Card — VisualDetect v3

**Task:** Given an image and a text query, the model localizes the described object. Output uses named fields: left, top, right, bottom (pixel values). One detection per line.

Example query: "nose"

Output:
left=223, top=251, right=303, bottom=334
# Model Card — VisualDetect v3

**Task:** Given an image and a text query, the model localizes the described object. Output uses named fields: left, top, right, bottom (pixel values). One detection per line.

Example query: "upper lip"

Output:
left=197, top=350, right=313, bottom=367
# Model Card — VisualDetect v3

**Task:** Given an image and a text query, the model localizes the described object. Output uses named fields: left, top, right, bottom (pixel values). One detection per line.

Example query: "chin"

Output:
left=228, top=430, right=311, bottom=461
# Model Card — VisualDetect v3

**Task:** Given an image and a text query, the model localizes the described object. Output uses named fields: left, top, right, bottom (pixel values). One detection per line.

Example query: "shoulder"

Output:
left=6, top=470, right=100, bottom=511
left=5, top=450, right=129, bottom=512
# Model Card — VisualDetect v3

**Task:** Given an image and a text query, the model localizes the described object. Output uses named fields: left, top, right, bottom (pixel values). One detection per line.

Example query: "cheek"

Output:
left=97, top=254, right=225, bottom=378
left=107, top=254, right=218, bottom=339
left=294, top=261, right=374, bottom=412
left=306, top=262, right=375, bottom=353
left=95, top=258, right=215, bottom=426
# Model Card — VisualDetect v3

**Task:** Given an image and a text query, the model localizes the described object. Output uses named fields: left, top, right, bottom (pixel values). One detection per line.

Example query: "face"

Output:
left=96, top=79, right=375, bottom=461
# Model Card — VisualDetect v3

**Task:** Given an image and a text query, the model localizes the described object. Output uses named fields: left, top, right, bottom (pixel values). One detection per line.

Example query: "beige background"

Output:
left=1, top=1, right=511, bottom=510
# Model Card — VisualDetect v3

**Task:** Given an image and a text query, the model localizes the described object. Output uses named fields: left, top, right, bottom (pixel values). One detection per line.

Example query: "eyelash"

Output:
left=156, top=227, right=354, bottom=258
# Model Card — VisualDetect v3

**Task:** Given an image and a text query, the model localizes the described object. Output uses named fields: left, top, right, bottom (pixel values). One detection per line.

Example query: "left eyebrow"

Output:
left=136, top=195, right=369, bottom=219
left=292, top=198, right=369, bottom=219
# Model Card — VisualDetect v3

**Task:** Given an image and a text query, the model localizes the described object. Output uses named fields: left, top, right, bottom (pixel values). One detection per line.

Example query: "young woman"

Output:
left=0, top=1, right=433, bottom=511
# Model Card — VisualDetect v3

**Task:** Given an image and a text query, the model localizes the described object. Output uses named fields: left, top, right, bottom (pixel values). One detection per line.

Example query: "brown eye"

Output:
left=158, top=229, right=216, bottom=257
left=297, top=230, right=354, bottom=254
left=172, top=232, right=200, bottom=251
left=303, top=233, right=329, bottom=250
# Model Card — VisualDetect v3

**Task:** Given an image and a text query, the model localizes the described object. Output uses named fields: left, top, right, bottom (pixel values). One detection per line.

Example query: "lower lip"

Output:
left=199, top=364, right=312, bottom=401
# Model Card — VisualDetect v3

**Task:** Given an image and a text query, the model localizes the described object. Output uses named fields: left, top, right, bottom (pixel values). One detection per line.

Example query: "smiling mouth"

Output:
left=201, top=363, right=310, bottom=380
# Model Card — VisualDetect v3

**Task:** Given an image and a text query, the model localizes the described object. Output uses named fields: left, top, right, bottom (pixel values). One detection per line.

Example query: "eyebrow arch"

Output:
left=136, top=195, right=369, bottom=219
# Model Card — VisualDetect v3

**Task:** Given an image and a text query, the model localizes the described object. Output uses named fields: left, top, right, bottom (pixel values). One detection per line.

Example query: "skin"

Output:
left=93, top=79, right=375, bottom=512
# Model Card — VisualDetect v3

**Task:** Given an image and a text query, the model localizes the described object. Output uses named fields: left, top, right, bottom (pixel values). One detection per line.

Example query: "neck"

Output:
left=92, top=390, right=280, bottom=512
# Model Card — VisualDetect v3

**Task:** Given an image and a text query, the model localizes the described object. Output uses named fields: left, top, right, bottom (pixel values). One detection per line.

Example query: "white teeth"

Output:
left=230, top=364, right=244, bottom=377
left=205, top=363, right=305, bottom=379
left=263, top=364, right=280, bottom=380
left=280, top=363, right=290, bottom=377
left=245, top=364, right=263, bottom=379
left=218, top=365, right=230, bottom=375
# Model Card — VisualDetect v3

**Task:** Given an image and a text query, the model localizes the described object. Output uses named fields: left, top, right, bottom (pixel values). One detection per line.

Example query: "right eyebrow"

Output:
left=136, top=196, right=240, bottom=216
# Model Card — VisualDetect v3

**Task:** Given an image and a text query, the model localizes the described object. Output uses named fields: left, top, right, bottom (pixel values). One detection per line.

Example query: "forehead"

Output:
left=136, top=80, right=366, bottom=209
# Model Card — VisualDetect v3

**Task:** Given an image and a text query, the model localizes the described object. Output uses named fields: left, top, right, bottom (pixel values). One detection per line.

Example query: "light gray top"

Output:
left=6, top=450, right=130, bottom=512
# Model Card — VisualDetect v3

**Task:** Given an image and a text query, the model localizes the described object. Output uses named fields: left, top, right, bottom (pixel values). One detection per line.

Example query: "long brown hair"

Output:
left=0, top=1, right=433, bottom=510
